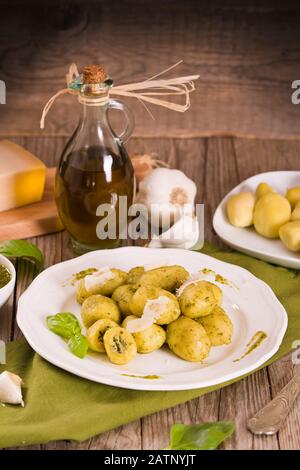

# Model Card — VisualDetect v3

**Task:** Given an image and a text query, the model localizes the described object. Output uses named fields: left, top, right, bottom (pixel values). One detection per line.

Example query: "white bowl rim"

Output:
left=0, top=254, right=16, bottom=300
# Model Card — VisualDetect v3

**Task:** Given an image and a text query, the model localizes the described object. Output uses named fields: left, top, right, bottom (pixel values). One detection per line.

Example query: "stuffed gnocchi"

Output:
left=139, top=265, right=189, bottom=292
left=197, top=305, right=233, bottom=346
left=76, top=268, right=128, bottom=304
left=81, top=294, right=121, bottom=327
left=129, top=285, right=181, bottom=325
left=178, top=280, right=222, bottom=318
left=48, top=262, right=234, bottom=366
left=122, top=315, right=166, bottom=353
left=166, top=316, right=211, bottom=362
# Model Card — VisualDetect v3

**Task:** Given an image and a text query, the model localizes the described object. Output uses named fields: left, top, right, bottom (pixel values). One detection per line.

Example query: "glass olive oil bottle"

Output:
left=55, top=65, right=135, bottom=253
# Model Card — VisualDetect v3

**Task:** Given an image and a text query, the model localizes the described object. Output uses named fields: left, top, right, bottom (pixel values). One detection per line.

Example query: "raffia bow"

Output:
left=40, top=61, right=199, bottom=129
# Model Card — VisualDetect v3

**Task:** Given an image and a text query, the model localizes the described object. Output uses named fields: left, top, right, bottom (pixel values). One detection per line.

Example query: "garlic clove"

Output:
left=0, top=371, right=24, bottom=406
left=148, top=213, right=200, bottom=250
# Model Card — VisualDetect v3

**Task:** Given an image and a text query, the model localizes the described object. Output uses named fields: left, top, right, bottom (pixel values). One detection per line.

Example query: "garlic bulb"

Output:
left=0, top=371, right=24, bottom=406
left=135, top=168, right=197, bottom=229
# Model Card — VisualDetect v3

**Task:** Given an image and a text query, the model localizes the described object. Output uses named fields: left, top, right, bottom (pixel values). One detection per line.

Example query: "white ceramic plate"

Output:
left=213, top=171, right=300, bottom=269
left=17, top=247, right=288, bottom=391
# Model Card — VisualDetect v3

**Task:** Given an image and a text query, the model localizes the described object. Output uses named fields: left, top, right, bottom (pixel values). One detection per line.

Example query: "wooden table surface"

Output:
left=1, top=134, right=300, bottom=450
left=1, top=0, right=300, bottom=139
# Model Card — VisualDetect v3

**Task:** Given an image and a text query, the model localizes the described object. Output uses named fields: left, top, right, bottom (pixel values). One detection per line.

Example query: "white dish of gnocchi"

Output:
left=213, top=171, right=300, bottom=269
left=17, top=247, right=288, bottom=391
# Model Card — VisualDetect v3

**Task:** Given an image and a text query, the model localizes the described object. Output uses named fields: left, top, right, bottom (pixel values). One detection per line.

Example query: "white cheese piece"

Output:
left=0, top=371, right=24, bottom=406
left=176, top=272, right=209, bottom=298
left=126, top=296, right=171, bottom=333
left=84, top=266, right=115, bottom=291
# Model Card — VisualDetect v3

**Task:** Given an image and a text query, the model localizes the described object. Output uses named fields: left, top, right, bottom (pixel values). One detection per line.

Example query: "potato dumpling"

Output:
left=139, top=265, right=189, bottom=292
left=291, top=201, right=300, bottom=221
left=197, top=306, right=233, bottom=346
left=76, top=268, right=128, bottom=304
left=166, top=316, right=211, bottom=362
left=112, top=284, right=138, bottom=317
left=127, top=266, right=145, bottom=284
left=286, top=186, right=300, bottom=208
left=103, top=326, right=137, bottom=365
left=255, top=182, right=274, bottom=199
left=130, top=285, right=180, bottom=325
left=179, top=281, right=222, bottom=318
left=86, top=319, right=119, bottom=352
left=81, top=295, right=121, bottom=327
left=253, top=193, right=291, bottom=238
left=279, top=220, right=300, bottom=252
left=122, top=315, right=166, bottom=353
left=226, top=192, right=255, bottom=228
left=210, top=283, right=223, bottom=306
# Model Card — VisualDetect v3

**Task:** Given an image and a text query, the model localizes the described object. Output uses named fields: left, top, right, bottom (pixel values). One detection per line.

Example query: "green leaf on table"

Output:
left=47, top=313, right=82, bottom=339
left=67, top=334, right=89, bottom=359
left=169, top=421, right=235, bottom=450
left=0, top=240, right=44, bottom=271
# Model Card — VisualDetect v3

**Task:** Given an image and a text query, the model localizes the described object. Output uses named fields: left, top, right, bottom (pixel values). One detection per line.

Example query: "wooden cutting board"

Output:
left=0, top=167, right=64, bottom=241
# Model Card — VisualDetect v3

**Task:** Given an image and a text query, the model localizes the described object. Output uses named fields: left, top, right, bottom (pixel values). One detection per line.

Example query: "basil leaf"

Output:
left=68, top=334, right=89, bottom=359
left=169, top=422, right=235, bottom=450
left=47, top=313, right=82, bottom=339
left=0, top=240, right=44, bottom=272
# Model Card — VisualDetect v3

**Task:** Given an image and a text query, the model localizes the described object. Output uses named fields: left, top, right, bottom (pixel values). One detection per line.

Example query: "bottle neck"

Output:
left=77, top=87, right=110, bottom=126
left=79, top=101, right=107, bottom=125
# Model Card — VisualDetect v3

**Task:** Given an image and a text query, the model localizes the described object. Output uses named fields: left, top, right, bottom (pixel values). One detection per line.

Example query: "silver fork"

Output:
left=247, top=372, right=300, bottom=435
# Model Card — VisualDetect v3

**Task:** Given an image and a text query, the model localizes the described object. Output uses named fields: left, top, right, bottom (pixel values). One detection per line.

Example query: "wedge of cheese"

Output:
left=0, top=140, right=46, bottom=212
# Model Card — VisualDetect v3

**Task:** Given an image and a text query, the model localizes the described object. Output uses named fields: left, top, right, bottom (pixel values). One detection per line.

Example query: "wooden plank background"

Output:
left=1, top=0, right=300, bottom=138
left=0, top=134, right=300, bottom=450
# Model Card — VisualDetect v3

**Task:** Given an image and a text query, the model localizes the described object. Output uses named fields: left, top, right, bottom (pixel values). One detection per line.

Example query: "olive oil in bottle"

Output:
left=55, top=65, right=135, bottom=253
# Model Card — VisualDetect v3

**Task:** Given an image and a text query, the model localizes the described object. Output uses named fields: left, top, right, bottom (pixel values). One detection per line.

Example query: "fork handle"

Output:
left=247, top=372, right=300, bottom=435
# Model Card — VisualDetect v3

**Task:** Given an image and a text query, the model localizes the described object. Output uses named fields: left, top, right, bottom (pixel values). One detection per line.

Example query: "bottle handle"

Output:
left=107, top=99, right=135, bottom=143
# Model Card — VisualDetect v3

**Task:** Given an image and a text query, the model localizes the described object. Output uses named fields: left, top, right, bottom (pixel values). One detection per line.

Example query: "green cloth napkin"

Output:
left=1, top=243, right=300, bottom=448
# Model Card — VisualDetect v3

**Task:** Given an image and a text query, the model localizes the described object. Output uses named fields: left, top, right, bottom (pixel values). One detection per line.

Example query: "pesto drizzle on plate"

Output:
left=70, top=268, right=98, bottom=285
left=233, top=331, right=267, bottom=362
left=121, top=373, right=160, bottom=380
left=200, top=268, right=238, bottom=289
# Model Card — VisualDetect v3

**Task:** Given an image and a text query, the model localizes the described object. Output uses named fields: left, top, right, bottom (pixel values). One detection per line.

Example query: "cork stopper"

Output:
left=83, top=65, right=108, bottom=84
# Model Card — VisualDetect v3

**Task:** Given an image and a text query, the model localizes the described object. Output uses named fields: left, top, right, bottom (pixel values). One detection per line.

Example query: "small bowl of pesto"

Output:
left=0, top=254, right=16, bottom=309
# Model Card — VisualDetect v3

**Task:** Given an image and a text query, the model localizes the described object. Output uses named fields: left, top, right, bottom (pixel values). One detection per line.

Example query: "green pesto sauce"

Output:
left=121, top=374, right=160, bottom=380
left=233, top=331, right=267, bottom=363
left=201, top=268, right=215, bottom=276
left=0, top=264, right=11, bottom=289
left=200, top=268, right=238, bottom=289
left=70, top=268, right=98, bottom=285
